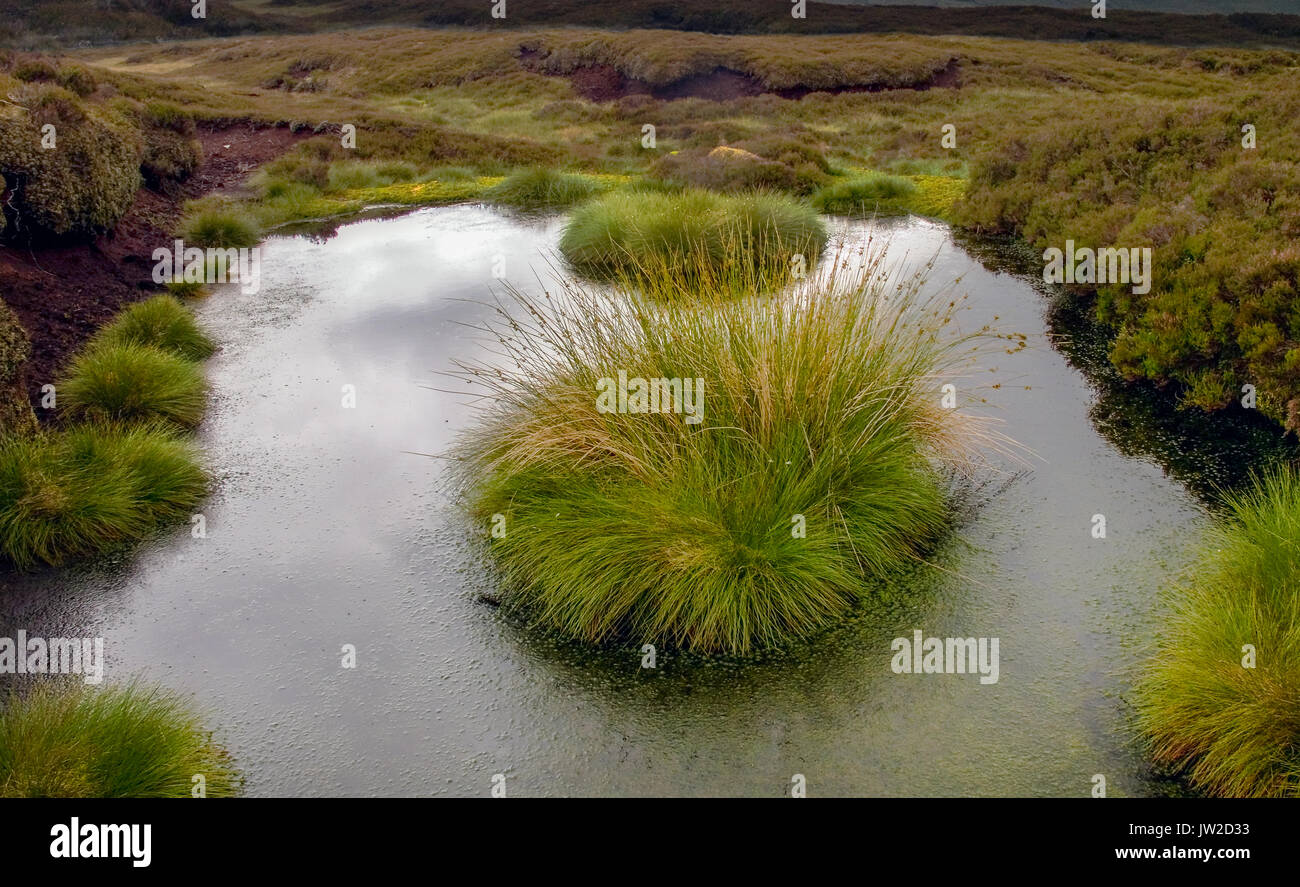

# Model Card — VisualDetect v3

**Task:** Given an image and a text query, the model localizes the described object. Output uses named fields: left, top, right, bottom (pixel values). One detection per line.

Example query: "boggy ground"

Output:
left=0, top=123, right=309, bottom=416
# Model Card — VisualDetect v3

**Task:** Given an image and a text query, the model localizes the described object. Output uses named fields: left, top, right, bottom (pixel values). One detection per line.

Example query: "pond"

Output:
left=0, top=205, right=1285, bottom=796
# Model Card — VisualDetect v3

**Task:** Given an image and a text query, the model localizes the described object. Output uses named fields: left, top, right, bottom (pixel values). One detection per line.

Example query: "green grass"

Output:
left=483, top=167, right=608, bottom=209
left=812, top=172, right=967, bottom=220
left=812, top=172, right=916, bottom=211
left=457, top=249, right=1001, bottom=654
left=90, top=295, right=214, bottom=362
left=0, top=682, right=239, bottom=798
left=179, top=205, right=262, bottom=248
left=58, top=342, right=207, bottom=429
left=1136, top=467, right=1300, bottom=797
left=0, top=422, right=207, bottom=568
left=559, top=189, right=828, bottom=295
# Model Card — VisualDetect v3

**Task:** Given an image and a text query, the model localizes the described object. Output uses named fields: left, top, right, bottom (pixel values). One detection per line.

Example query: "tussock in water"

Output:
left=1136, top=467, right=1300, bottom=798
left=456, top=247, right=1009, bottom=654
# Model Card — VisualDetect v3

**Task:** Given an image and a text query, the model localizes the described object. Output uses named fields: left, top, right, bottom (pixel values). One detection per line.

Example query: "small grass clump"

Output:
left=179, top=205, right=262, bottom=248
left=0, top=682, right=239, bottom=797
left=484, top=167, right=605, bottom=209
left=559, top=189, right=827, bottom=295
left=458, top=250, right=999, bottom=654
left=91, top=295, right=214, bottom=362
left=58, top=342, right=207, bottom=429
left=0, top=423, right=207, bottom=568
left=812, top=172, right=916, bottom=212
left=1136, top=467, right=1300, bottom=798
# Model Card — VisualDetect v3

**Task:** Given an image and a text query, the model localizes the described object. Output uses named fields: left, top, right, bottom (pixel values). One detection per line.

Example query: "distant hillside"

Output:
left=829, top=0, right=1299, bottom=13
left=2, top=0, right=1299, bottom=48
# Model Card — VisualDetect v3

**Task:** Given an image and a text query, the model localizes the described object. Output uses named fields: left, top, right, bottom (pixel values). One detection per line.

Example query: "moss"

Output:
left=135, top=101, right=201, bottom=188
left=0, top=83, right=141, bottom=238
left=0, top=300, right=36, bottom=438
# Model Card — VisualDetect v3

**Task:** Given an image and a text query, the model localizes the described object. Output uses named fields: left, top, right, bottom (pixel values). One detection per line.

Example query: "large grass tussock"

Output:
left=458, top=249, right=1000, bottom=654
left=0, top=422, right=207, bottom=568
left=1136, top=467, right=1300, bottom=798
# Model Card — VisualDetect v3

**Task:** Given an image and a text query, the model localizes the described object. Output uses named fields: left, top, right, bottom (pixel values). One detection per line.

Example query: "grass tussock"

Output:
left=0, top=682, right=239, bottom=798
left=457, top=247, right=1005, bottom=654
left=559, top=189, right=827, bottom=295
left=813, top=172, right=916, bottom=210
left=483, top=167, right=608, bottom=209
left=0, top=422, right=206, bottom=568
left=1136, top=467, right=1300, bottom=798
left=179, top=205, right=262, bottom=249
left=91, top=295, right=214, bottom=362
left=58, top=342, right=206, bottom=429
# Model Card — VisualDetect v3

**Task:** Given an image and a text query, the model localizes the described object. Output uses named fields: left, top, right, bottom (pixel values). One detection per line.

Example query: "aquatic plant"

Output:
left=58, top=342, right=207, bottom=429
left=559, top=189, right=827, bottom=295
left=0, top=682, right=239, bottom=798
left=1136, top=467, right=1300, bottom=798
left=0, top=422, right=207, bottom=568
left=91, top=295, right=215, bottom=362
left=457, top=248, right=1003, bottom=654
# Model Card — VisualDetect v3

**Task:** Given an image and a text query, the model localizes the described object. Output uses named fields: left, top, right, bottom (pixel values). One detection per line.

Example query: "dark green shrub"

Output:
left=0, top=299, right=35, bottom=437
left=0, top=85, right=141, bottom=238
left=55, top=65, right=96, bottom=97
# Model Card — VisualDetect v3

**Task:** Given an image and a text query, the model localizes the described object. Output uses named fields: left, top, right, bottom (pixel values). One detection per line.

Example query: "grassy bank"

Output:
left=458, top=248, right=1001, bottom=654
left=0, top=295, right=213, bottom=569
left=0, top=682, right=240, bottom=797
left=1136, top=468, right=1300, bottom=798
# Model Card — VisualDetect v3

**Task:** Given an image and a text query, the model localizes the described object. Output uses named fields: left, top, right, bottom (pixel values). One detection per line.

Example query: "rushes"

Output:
left=484, top=167, right=607, bottom=209
left=0, top=295, right=211, bottom=568
left=58, top=343, right=206, bottom=429
left=559, top=189, right=828, bottom=296
left=456, top=245, right=1003, bottom=654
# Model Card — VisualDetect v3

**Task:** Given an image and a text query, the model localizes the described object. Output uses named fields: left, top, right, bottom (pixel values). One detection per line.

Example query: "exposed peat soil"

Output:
left=0, top=122, right=310, bottom=416
left=518, top=47, right=961, bottom=102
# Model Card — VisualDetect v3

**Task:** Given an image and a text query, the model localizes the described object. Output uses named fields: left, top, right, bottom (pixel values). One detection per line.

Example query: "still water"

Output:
left=2, top=206, right=1283, bottom=796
